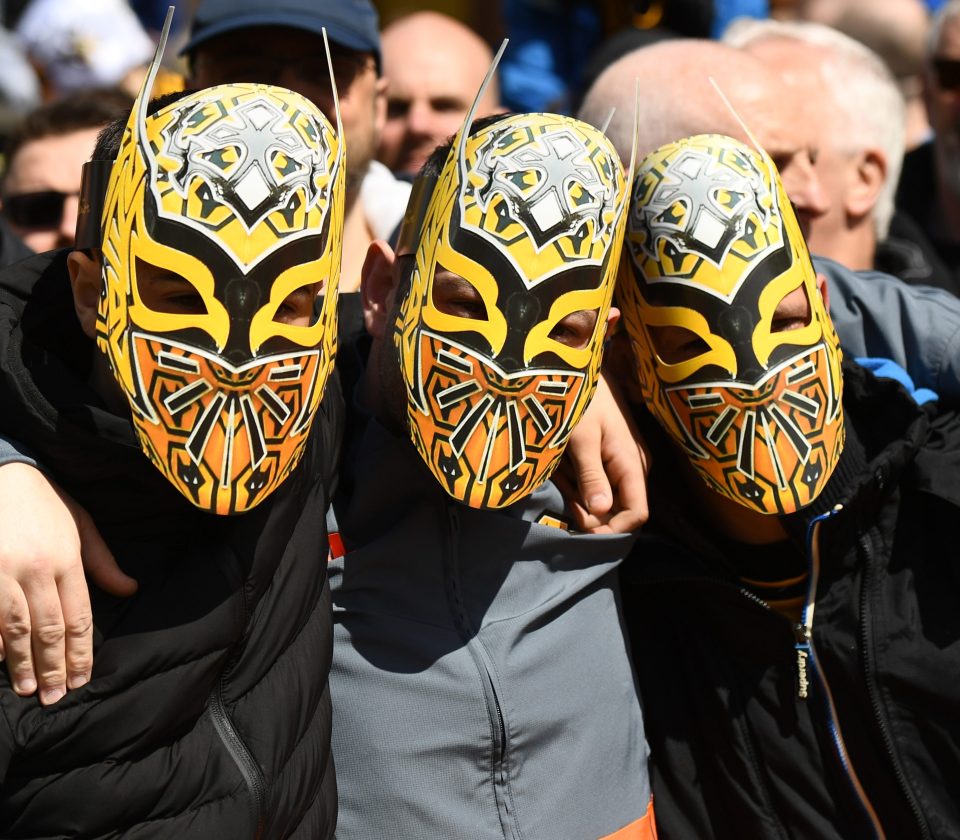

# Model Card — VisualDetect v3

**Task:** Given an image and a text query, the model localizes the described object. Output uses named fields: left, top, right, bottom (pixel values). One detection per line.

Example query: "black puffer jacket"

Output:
left=622, top=363, right=960, bottom=840
left=0, top=250, right=342, bottom=839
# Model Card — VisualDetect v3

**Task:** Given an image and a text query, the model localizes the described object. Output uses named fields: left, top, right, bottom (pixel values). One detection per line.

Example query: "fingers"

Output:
left=75, top=506, right=137, bottom=598
left=0, top=501, right=126, bottom=704
left=0, top=546, right=70, bottom=705
left=21, top=570, right=68, bottom=705
left=600, top=442, right=650, bottom=534
left=0, top=572, right=37, bottom=696
left=566, top=499, right=607, bottom=533
left=57, top=562, right=94, bottom=691
left=0, top=463, right=98, bottom=704
left=561, top=370, right=653, bottom=534
left=552, top=472, right=593, bottom=532
left=576, top=464, right=614, bottom=518
left=564, top=418, right=615, bottom=517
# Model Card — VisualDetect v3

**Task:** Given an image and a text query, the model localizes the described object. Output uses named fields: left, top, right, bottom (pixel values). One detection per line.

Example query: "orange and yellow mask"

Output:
left=96, top=44, right=344, bottom=514
left=618, top=134, right=844, bottom=515
left=394, top=112, right=629, bottom=509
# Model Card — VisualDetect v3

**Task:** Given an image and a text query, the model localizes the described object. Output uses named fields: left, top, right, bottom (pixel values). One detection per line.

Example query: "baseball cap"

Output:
left=181, top=0, right=381, bottom=63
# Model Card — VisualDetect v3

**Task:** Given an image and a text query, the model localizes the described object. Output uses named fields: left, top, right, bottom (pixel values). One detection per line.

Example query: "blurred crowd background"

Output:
left=0, top=0, right=945, bottom=130
left=1, top=0, right=958, bottom=295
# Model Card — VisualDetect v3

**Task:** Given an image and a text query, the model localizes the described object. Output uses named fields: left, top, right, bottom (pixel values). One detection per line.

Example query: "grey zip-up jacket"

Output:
left=327, top=417, right=654, bottom=840
left=814, top=255, right=960, bottom=402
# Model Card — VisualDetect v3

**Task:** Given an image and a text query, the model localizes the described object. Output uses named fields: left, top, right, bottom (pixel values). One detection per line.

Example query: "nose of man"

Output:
left=780, top=151, right=830, bottom=236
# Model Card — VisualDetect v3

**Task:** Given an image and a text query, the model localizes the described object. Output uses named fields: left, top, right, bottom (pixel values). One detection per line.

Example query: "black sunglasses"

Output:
left=934, top=58, right=960, bottom=90
left=2, top=189, right=77, bottom=228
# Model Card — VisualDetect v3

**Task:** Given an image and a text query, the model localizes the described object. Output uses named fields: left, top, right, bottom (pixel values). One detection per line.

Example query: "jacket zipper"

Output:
left=210, top=675, right=267, bottom=838
left=800, top=507, right=886, bottom=840
left=445, top=506, right=519, bottom=839
left=208, top=585, right=267, bottom=838
left=857, top=531, right=931, bottom=839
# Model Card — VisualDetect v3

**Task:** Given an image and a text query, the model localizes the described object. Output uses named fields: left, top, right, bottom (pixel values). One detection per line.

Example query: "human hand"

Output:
left=558, top=372, right=650, bottom=534
left=0, top=463, right=137, bottom=704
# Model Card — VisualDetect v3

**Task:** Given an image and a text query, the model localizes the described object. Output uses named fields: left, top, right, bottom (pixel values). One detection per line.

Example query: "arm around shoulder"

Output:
left=0, top=451, right=135, bottom=706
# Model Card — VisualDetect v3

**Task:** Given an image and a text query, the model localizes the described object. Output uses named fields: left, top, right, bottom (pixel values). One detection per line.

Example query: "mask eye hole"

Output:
left=136, top=258, right=208, bottom=315
left=648, top=324, right=710, bottom=365
left=771, top=283, right=812, bottom=333
left=431, top=264, right=488, bottom=321
left=272, top=283, right=323, bottom=327
left=548, top=309, right=599, bottom=349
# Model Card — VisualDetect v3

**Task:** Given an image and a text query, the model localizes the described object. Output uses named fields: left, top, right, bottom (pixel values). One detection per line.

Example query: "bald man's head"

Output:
left=579, top=38, right=828, bottom=235
left=378, top=12, right=500, bottom=175
left=580, top=40, right=783, bottom=157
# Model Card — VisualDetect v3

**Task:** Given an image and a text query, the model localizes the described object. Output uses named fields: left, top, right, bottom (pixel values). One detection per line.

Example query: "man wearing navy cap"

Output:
left=183, top=0, right=411, bottom=292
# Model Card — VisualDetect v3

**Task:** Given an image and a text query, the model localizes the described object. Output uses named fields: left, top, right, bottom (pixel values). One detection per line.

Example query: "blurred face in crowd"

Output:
left=1, top=126, right=102, bottom=252
left=578, top=39, right=830, bottom=239
left=189, top=25, right=386, bottom=203
left=743, top=38, right=854, bottom=257
left=731, top=69, right=832, bottom=239
left=926, top=13, right=960, bottom=197
left=378, top=13, right=499, bottom=175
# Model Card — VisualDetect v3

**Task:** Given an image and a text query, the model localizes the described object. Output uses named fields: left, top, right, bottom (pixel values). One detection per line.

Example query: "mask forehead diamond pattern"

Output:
left=151, top=86, right=335, bottom=266
left=629, top=143, right=777, bottom=295
left=461, top=121, right=619, bottom=286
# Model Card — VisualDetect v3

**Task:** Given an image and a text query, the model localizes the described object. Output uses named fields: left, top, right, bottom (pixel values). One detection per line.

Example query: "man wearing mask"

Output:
left=579, top=37, right=960, bottom=402
left=0, top=30, right=346, bottom=837
left=328, top=108, right=654, bottom=838
left=619, top=132, right=960, bottom=838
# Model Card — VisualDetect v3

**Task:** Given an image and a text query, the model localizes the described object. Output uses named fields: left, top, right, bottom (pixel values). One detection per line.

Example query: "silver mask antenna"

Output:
left=709, top=75, right=780, bottom=198
left=600, top=107, right=615, bottom=137
left=322, top=28, right=345, bottom=145
left=709, top=75, right=764, bottom=156
left=619, top=80, right=641, bottom=217
left=455, top=38, right=509, bottom=176
left=135, top=6, right=175, bottom=152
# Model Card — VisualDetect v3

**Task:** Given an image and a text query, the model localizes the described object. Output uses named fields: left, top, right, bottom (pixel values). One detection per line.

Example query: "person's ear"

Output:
left=845, top=148, right=886, bottom=220
left=604, top=306, right=620, bottom=340
left=361, top=239, right=398, bottom=338
left=67, top=250, right=102, bottom=339
left=815, top=271, right=830, bottom=313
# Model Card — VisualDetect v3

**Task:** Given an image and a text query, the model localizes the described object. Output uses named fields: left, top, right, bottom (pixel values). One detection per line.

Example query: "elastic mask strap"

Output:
left=75, top=159, right=115, bottom=251
left=395, top=171, right=439, bottom=257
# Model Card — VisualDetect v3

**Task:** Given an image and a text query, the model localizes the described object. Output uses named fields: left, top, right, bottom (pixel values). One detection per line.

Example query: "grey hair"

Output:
left=725, top=18, right=906, bottom=239
left=928, top=0, right=960, bottom=57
